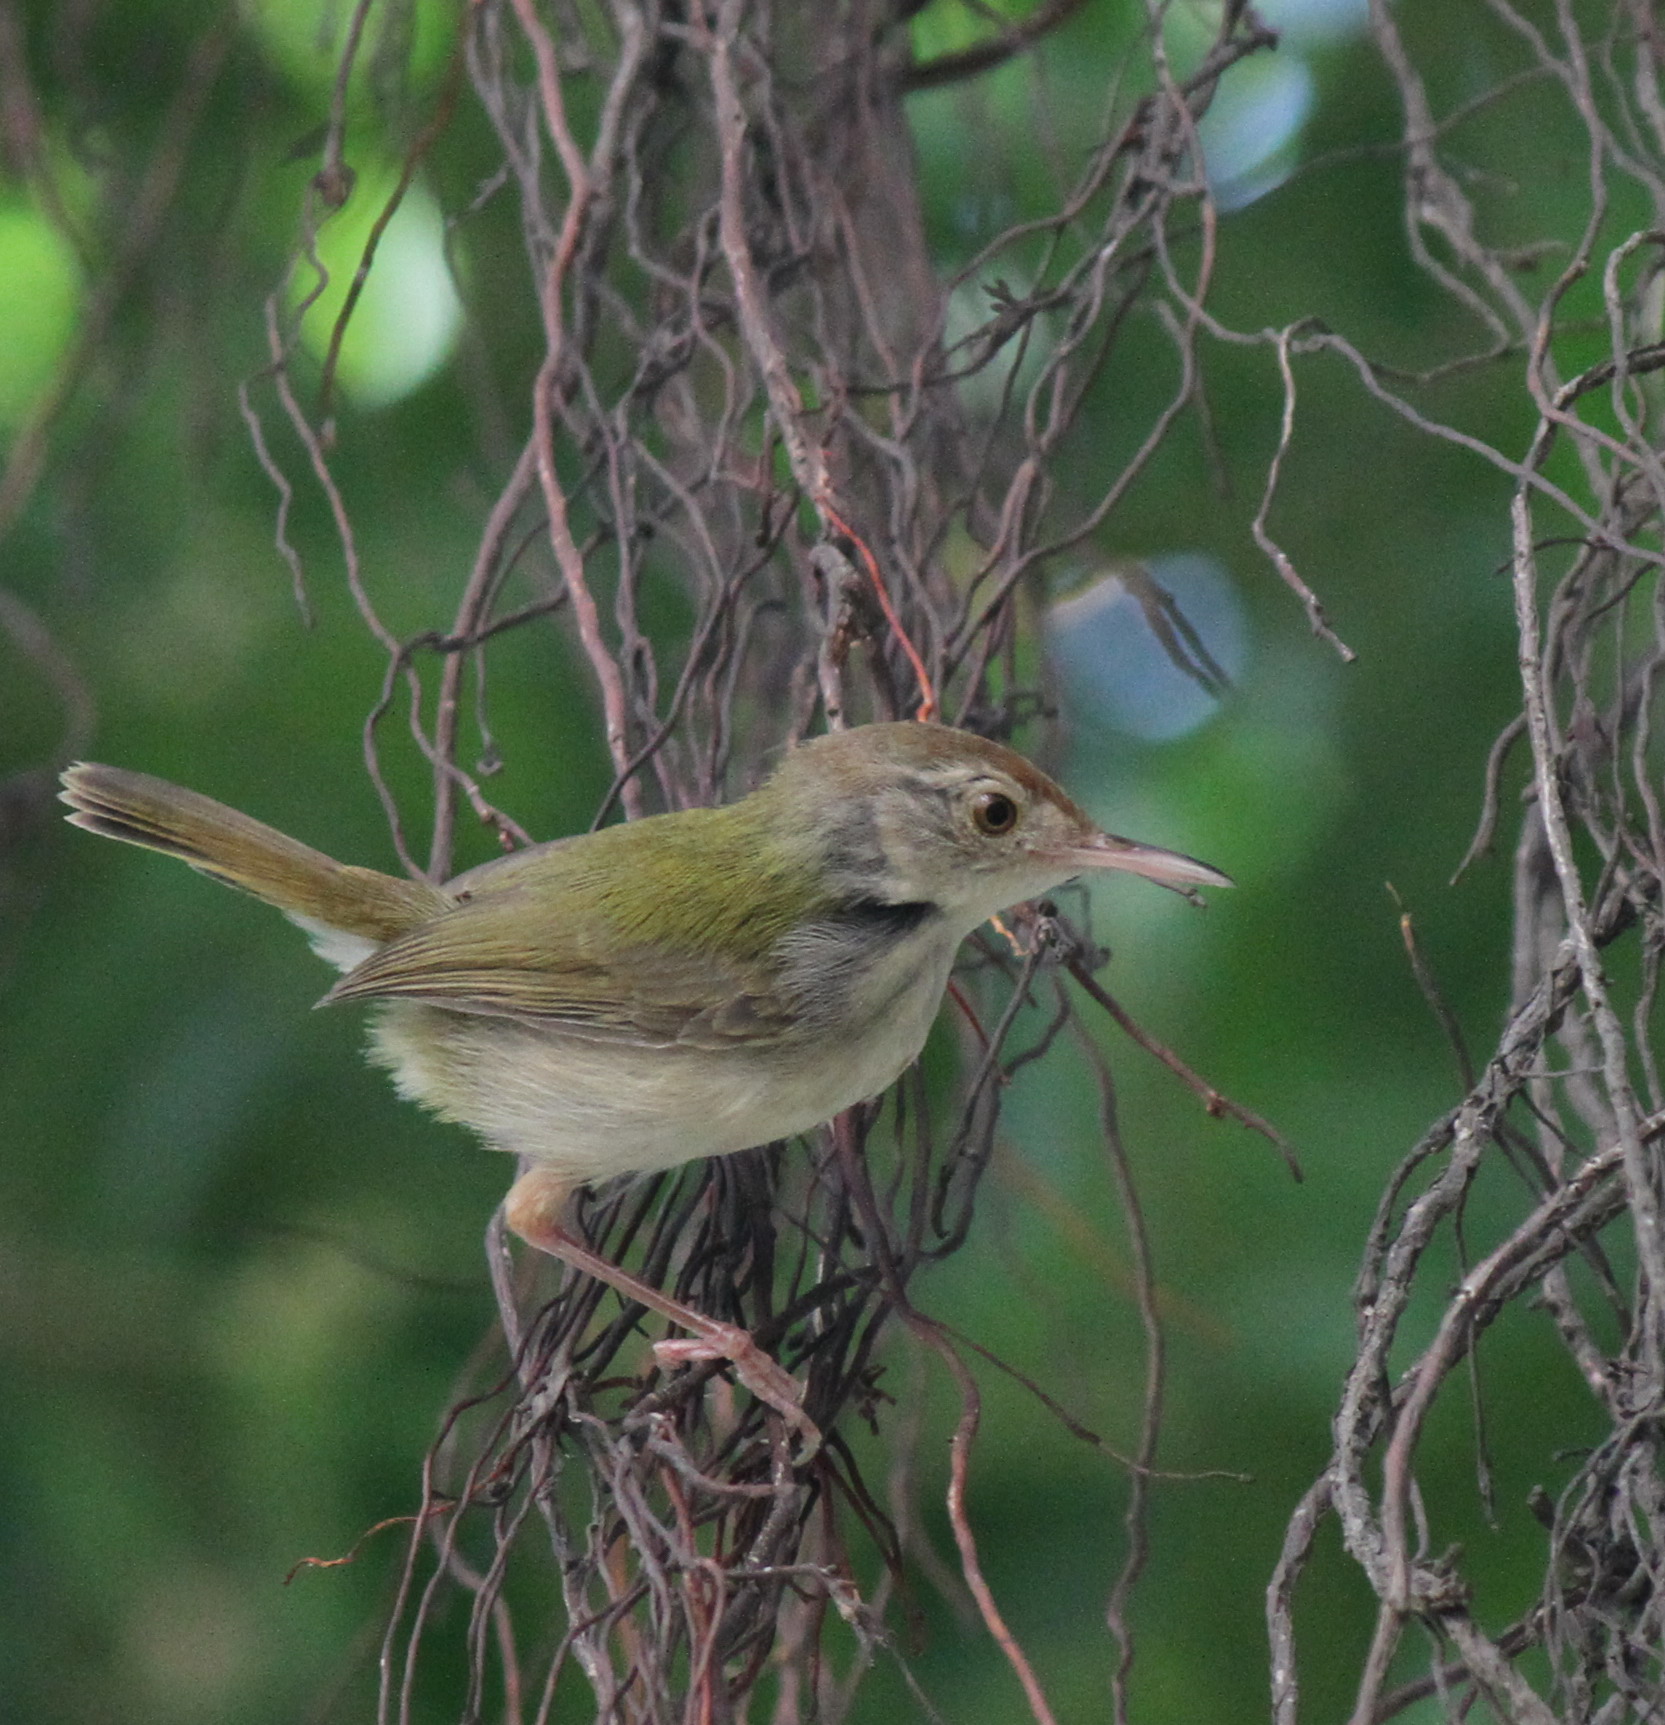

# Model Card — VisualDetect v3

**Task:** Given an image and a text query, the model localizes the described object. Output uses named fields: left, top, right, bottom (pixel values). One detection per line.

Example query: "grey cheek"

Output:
left=816, top=805, right=887, bottom=893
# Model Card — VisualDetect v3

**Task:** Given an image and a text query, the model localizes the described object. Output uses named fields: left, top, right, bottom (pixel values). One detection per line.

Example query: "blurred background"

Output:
left=0, top=0, right=1641, bottom=1720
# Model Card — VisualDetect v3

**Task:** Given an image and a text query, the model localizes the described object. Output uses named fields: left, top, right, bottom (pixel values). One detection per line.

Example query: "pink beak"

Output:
left=1056, top=830, right=1233, bottom=892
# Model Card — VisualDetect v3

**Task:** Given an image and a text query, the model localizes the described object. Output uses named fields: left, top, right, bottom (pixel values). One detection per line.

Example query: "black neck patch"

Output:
left=839, top=897, right=938, bottom=940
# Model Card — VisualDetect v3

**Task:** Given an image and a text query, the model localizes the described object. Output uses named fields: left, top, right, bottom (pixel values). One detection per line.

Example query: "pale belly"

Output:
left=367, top=935, right=958, bottom=1186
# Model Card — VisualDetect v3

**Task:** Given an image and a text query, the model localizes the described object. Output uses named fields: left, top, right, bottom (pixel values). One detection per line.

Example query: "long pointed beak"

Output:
left=1057, top=830, right=1234, bottom=891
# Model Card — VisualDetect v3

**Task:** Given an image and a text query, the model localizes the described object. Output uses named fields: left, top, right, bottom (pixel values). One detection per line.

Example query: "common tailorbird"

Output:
left=61, top=722, right=1230, bottom=1438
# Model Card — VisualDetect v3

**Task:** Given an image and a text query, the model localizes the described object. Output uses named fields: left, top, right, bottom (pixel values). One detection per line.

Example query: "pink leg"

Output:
left=504, top=1164, right=819, bottom=1454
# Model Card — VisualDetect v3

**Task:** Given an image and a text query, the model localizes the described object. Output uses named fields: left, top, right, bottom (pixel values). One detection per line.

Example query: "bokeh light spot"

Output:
left=1047, top=553, right=1249, bottom=741
left=0, top=203, right=81, bottom=430
left=294, top=175, right=462, bottom=410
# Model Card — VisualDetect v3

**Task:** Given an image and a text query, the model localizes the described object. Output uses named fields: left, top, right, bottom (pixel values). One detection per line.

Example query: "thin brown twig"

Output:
left=1066, top=957, right=1304, bottom=1180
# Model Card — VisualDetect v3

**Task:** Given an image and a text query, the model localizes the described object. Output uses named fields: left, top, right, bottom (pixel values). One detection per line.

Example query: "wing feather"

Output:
left=319, top=849, right=808, bottom=1048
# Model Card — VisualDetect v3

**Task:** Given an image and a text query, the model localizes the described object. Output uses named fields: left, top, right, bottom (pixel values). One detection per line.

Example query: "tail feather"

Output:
left=60, top=763, right=448, bottom=944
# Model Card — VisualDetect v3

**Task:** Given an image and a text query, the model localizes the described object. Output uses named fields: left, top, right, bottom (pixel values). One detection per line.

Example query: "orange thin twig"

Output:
left=285, top=1506, right=451, bottom=1584
left=819, top=501, right=938, bottom=721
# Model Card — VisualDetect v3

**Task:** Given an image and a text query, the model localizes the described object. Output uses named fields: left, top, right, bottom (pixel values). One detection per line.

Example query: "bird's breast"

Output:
left=366, top=909, right=963, bottom=1185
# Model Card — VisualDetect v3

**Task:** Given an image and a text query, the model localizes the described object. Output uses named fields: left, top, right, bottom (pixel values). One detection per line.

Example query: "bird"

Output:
left=60, top=721, right=1230, bottom=1441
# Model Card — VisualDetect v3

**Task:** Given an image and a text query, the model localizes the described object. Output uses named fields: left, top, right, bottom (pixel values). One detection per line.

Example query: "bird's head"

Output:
left=761, top=722, right=1231, bottom=932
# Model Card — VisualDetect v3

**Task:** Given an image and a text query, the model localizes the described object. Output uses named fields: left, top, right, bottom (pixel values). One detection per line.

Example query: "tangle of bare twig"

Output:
left=1269, top=6, right=1665, bottom=1721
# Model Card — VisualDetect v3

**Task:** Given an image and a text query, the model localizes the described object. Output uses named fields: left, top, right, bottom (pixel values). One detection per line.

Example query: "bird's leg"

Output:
left=503, top=1163, right=819, bottom=1454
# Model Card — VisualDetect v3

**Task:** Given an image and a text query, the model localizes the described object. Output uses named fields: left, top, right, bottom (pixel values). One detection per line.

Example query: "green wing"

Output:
left=320, top=808, right=814, bottom=1049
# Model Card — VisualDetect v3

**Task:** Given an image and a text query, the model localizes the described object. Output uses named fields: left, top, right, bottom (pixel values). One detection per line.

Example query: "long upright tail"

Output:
left=60, top=764, right=449, bottom=951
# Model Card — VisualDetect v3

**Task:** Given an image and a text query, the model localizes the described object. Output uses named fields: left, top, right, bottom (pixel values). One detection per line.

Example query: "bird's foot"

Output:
left=654, top=1324, right=821, bottom=1460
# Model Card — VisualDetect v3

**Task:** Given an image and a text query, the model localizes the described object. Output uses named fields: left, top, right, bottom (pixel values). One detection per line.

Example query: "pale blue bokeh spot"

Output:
left=1190, top=0, right=1369, bottom=209
left=1047, top=553, right=1248, bottom=741
left=1200, top=56, right=1316, bottom=210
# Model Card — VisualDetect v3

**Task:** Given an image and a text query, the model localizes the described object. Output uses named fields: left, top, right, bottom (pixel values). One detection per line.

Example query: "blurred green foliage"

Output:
left=0, top=1, right=1616, bottom=1720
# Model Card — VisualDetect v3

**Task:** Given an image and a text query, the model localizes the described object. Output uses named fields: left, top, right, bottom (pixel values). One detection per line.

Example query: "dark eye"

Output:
left=971, top=790, right=1019, bottom=835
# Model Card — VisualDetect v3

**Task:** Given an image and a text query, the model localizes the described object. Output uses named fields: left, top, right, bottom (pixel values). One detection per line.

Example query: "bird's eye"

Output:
left=970, top=790, right=1019, bottom=836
